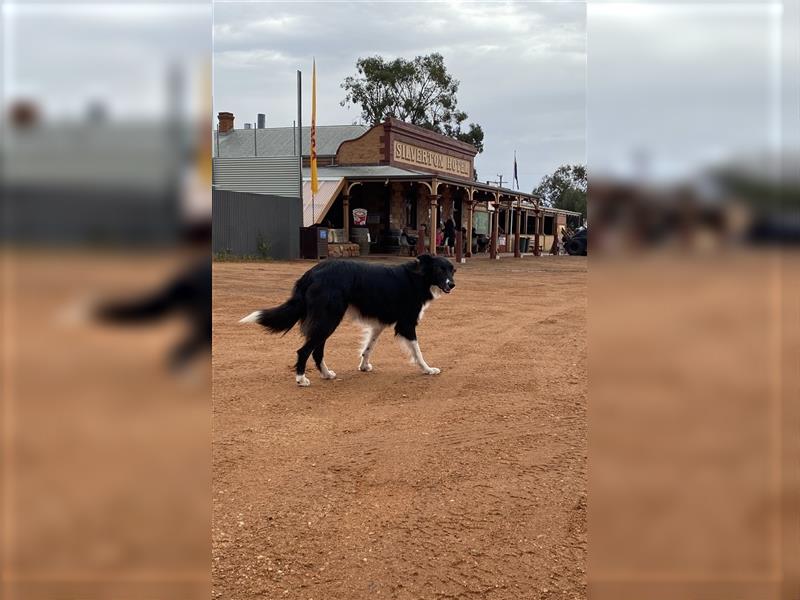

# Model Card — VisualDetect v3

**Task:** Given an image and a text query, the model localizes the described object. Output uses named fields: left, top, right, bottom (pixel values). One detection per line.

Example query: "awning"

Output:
left=301, top=178, right=345, bottom=227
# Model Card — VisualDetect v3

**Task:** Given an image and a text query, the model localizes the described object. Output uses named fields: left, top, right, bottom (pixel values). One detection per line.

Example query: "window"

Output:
left=473, top=211, right=489, bottom=235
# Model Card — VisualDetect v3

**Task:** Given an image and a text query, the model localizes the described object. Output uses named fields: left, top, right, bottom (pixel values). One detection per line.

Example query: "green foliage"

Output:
left=341, top=53, right=484, bottom=153
left=558, top=188, right=587, bottom=217
left=256, top=234, right=271, bottom=259
left=213, top=248, right=234, bottom=261
left=212, top=237, right=273, bottom=262
left=534, top=164, right=587, bottom=217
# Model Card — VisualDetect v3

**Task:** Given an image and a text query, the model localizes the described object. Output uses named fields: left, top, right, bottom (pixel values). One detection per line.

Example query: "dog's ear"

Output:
left=416, top=253, right=434, bottom=266
left=412, top=253, right=433, bottom=274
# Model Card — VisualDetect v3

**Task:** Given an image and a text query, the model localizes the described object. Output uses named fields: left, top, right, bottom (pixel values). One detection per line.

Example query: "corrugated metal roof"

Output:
left=212, top=157, right=300, bottom=198
left=212, top=125, right=367, bottom=158
left=3, top=122, right=190, bottom=192
left=543, top=207, right=583, bottom=216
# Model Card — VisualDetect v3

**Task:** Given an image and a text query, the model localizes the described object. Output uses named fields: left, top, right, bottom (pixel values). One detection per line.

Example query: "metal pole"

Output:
left=253, top=124, right=257, bottom=156
left=296, top=70, right=303, bottom=204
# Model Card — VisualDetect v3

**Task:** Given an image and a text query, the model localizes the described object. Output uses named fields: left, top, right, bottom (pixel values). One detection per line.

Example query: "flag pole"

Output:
left=311, top=58, right=319, bottom=225
left=296, top=70, right=302, bottom=203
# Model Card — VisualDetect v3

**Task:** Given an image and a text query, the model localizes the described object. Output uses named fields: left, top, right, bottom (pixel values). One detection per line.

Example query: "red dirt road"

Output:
left=212, top=256, right=587, bottom=599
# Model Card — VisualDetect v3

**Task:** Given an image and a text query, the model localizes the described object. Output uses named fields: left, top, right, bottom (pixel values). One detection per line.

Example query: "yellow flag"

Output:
left=310, top=58, right=319, bottom=195
left=198, top=61, right=212, bottom=186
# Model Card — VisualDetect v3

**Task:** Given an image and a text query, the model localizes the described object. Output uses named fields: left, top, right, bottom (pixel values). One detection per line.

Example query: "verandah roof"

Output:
left=301, top=178, right=345, bottom=227
left=300, top=165, right=580, bottom=225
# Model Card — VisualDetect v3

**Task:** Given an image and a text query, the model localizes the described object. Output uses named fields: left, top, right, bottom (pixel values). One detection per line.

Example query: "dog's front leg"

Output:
left=396, top=323, right=440, bottom=375
left=409, top=339, right=440, bottom=375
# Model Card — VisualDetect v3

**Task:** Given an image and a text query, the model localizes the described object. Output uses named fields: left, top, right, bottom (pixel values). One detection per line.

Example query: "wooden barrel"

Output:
left=350, top=227, right=370, bottom=256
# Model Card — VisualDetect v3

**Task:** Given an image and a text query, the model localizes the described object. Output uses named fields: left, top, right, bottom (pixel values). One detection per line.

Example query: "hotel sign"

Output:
left=393, top=141, right=471, bottom=178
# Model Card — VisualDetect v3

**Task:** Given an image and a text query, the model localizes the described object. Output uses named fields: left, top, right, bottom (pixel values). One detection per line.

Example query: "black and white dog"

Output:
left=240, top=254, right=456, bottom=386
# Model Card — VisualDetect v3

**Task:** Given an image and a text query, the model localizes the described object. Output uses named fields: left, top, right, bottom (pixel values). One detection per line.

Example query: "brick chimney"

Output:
left=9, top=100, right=40, bottom=129
left=218, top=111, right=234, bottom=133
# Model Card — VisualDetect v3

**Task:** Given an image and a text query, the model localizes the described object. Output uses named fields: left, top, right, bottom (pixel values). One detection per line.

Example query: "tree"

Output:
left=341, top=53, right=484, bottom=153
left=534, top=164, right=587, bottom=217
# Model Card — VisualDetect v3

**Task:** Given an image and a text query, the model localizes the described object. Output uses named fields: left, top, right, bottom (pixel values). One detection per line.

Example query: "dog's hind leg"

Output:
left=312, top=341, right=336, bottom=380
left=295, top=338, right=318, bottom=386
left=359, top=324, right=385, bottom=372
left=295, top=290, right=346, bottom=386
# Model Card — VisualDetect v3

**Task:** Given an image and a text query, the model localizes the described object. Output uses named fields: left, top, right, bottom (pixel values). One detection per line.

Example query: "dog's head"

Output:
left=416, top=254, right=456, bottom=294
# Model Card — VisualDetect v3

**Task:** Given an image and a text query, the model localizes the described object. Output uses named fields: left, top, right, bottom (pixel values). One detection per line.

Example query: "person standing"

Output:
left=444, top=215, right=456, bottom=257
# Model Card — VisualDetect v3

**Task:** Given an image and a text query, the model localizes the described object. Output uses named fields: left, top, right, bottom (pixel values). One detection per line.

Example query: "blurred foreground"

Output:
left=588, top=1, right=798, bottom=597
left=2, top=2, right=211, bottom=598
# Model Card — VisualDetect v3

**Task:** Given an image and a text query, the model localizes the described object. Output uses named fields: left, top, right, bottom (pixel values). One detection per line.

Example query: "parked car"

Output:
left=565, top=226, right=588, bottom=256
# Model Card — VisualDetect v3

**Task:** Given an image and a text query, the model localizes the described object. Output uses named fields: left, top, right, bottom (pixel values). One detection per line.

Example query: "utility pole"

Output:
left=296, top=70, right=303, bottom=202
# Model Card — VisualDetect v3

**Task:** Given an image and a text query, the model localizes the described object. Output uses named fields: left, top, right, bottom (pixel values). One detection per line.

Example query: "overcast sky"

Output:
left=213, top=1, right=586, bottom=192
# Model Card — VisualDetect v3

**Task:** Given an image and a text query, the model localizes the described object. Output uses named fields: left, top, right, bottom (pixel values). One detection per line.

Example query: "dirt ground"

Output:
left=212, top=255, right=587, bottom=600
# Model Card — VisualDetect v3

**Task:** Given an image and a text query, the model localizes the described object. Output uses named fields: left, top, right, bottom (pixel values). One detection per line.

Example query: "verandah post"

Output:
left=490, top=194, right=500, bottom=260
left=465, top=199, right=474, bottom=258
left=342, top=191, right=350, bottom=243
left=428, top=194, right=439, bottom=255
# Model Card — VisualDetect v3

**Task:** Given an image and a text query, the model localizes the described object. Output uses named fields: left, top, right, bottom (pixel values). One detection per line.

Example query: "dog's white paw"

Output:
left=321, top=370, right=336, bottom=380
left=296, top=374, right=311, bottom=387
left=359, top=363, right=373, bottom=372
left=423, top=367, right=441, bottom=375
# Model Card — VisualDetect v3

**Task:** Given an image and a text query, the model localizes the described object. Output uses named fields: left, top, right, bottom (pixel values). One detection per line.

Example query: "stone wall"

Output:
left=327, top=242, right=360, bottom=258
left=389, top=183, right=406, bottom=230
left=439, top=186, right=454, bottom=223
left=416, top=186, right=431, bottom=232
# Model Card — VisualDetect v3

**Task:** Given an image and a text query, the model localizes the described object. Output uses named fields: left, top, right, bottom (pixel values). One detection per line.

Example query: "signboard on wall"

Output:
left=392, top=141, right=471, bottom=178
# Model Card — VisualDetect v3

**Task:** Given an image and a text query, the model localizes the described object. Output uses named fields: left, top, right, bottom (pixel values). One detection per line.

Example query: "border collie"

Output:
left=240, top=254, right=456, bottom=386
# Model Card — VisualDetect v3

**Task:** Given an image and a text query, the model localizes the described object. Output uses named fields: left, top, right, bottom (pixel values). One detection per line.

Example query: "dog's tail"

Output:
left=240, top=270, right=313, bottom=333
left=95, top=288, right=175, bottom=324
left=239, top=294, right=305, bottom=334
